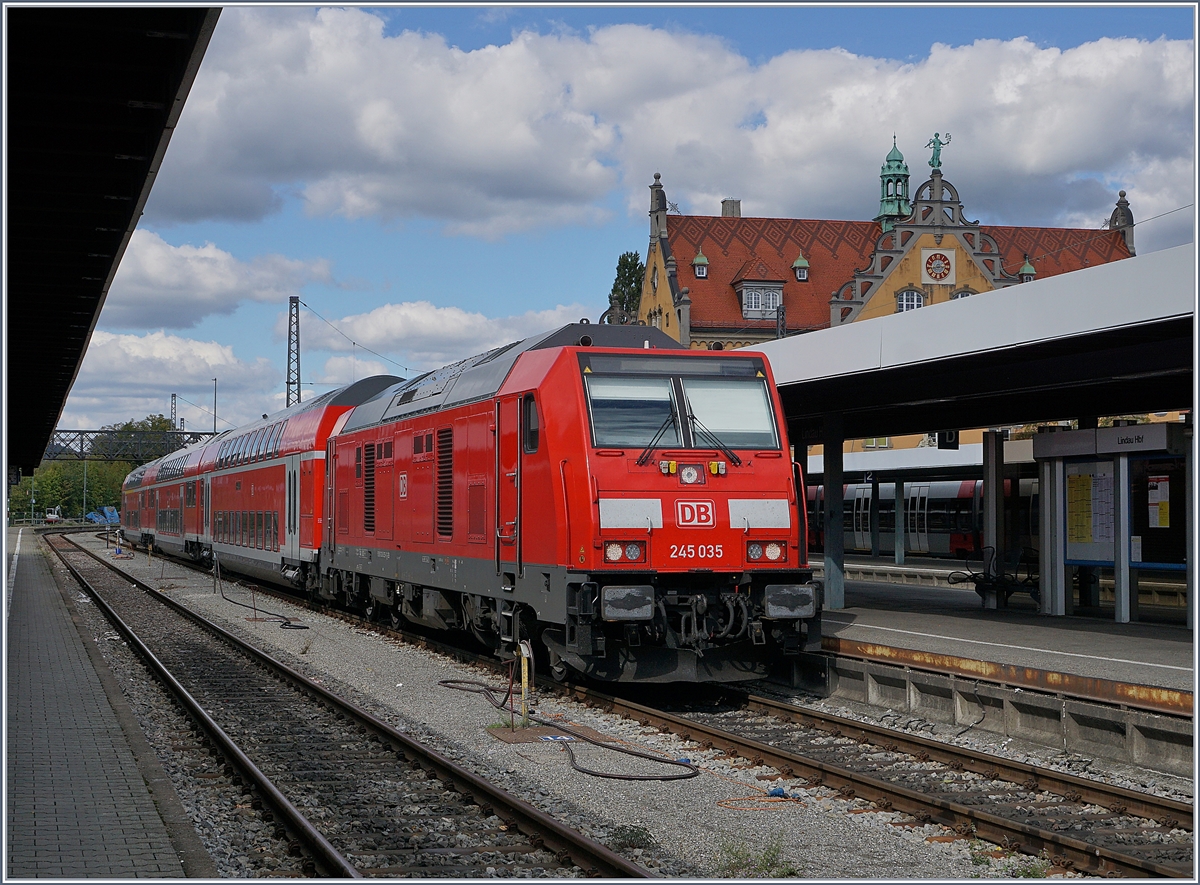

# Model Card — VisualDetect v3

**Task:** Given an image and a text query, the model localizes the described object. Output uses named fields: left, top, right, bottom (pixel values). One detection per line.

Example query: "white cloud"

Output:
left=104, top=230, right=332, bottom=329
left=314, top=355, right=391, bottom=386
left=149, top=11, right=1193, bottom=249
left=288, top=300, right=594, bottom=370
left=58, top=331, right=280, bottom=430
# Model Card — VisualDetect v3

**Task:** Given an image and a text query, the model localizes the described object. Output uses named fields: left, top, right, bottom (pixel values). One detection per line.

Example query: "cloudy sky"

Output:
left=59, top=4, right=1195, bottom=432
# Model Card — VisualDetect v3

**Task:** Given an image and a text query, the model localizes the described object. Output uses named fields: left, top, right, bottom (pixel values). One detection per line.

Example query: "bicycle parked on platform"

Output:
left=948, top=546, right=1040, bottom=606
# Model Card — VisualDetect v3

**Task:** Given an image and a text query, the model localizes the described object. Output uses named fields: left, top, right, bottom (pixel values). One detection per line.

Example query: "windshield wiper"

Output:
left=636, top=413, right=678, bottom=466
left=688, top=411, right=742, bottom=466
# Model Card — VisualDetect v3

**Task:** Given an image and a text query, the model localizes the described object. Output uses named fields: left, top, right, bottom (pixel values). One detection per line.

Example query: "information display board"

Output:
left=1064, top=459, right=1115, bottom=564
left=1129, top=456, right=1187, bottom=568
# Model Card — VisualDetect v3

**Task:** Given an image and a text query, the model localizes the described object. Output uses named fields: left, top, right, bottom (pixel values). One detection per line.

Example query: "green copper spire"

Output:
left=875, top=135, right=912, bottom=233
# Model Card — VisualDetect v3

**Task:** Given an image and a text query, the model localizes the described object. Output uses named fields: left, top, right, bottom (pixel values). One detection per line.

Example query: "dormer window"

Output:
left=738, top=285, right=783, bottom=319
left=792, top=251, right=809, bottom=282
left=692, top=249, right=709, bottom=279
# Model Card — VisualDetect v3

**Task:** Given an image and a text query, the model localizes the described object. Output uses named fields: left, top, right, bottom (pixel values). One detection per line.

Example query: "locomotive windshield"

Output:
left=580, top=354, right=779, bottom=450
left=585, top=376, right=681, bottom=448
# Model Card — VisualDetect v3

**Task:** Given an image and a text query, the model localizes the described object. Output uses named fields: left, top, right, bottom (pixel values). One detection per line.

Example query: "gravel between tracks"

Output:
left=66, top=534, right=1187, bottom=878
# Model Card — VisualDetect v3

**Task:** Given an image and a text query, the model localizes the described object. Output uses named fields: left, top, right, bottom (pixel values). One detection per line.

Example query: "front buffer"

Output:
left=541, top=570, right=822, bottom=683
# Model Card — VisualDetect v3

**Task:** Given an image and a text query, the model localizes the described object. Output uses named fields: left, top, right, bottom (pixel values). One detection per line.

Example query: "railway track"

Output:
left=46, top=534, right=648, bottom=878
left=568, top=688, right=1193, bottom=878
left=67, top=530, right=1194, bottom=877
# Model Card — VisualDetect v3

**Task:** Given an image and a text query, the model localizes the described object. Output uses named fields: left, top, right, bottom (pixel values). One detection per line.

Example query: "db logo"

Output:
left=676, top=500, right=715, bottom=527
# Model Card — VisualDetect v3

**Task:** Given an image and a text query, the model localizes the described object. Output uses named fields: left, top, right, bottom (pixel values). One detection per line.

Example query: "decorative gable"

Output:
left=832, top=169, right=1027, bottom=325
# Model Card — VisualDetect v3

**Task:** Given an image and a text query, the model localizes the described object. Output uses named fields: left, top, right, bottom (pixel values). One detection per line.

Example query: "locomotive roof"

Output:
left=342, top=322, right=683, bottom=431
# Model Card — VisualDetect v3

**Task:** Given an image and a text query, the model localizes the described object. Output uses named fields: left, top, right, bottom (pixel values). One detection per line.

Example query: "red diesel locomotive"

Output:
left=122, top=323, right=821, bottom=683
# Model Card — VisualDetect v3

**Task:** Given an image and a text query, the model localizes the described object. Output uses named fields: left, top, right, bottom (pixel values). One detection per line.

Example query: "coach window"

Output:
left=522, top=393, right=540, bottom=453
left=253, top=428, right=268, bottom=461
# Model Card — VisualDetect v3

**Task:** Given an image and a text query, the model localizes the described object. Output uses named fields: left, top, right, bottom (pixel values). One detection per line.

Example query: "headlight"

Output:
left=679, top=464, right=702, bottom=484
left=624, top=542, right=643, bottom=561
left=747, top=542, right=763, bottom=561
left=765, top=542, right=784, bottom=562
left=605, top=542, right=624, bottom=562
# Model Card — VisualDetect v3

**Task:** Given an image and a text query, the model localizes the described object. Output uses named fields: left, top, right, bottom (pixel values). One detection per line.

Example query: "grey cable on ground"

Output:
left=441, top=676, right=700, bottom=781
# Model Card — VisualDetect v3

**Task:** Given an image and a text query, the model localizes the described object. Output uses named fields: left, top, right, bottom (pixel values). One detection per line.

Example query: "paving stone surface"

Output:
left=6, top=530, right=185, bottom=878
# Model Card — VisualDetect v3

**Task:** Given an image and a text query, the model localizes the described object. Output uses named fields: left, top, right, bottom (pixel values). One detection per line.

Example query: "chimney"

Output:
left=721, top=199, right=741, bottom=218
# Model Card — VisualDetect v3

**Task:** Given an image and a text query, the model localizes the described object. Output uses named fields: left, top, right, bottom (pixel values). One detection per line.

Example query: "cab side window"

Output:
left=522, top=393, right=539, bottom=453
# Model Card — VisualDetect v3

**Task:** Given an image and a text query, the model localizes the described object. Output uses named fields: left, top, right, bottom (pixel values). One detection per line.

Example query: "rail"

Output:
left=51, top=533, right=652, bottom=879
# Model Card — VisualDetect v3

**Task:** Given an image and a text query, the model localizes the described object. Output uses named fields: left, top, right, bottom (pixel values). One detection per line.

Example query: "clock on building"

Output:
left=926, top=252, right=951, bottom=280
left=921, top=248, right=956, bottom=285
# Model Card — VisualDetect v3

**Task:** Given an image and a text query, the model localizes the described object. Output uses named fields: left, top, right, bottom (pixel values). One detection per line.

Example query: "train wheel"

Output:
left=389, top=606, right=403, bottom=630
left=362, top=596, right=379, bottom=623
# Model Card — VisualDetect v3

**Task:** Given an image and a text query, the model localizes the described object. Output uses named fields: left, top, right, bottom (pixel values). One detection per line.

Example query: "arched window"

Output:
left=896, top=289, right=924, bottom=312
left=950, top=288, right=974, bottom=300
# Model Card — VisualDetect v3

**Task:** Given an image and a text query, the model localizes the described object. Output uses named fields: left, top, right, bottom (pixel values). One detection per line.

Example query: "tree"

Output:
left=608, top=251, right=645, bottom=318
left=84, top=413, right=180, bottom=462
left=6, top=413, right=174, bottom=522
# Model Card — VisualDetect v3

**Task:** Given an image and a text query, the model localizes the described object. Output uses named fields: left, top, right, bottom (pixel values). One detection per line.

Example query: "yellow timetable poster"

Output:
left=1066, top=470, right=1114, bottom=544
left=1066, top=473, right=1091, bottom=543
left=1065, top=461, right=1115, bottom=562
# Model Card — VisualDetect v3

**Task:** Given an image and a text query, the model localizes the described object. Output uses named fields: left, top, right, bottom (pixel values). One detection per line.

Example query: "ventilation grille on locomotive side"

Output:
left=436, top=428, right=453, bottom=538
left=363, top=442, right=376, bottom=533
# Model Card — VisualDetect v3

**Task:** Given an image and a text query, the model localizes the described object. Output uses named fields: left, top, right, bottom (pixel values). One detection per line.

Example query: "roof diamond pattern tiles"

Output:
left=667, top=212, right=1131, bottom=336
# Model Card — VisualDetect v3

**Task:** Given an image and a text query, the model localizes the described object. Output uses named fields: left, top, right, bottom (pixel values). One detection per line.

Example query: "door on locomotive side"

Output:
left=392, top=429, right=412, bottom=542
left=495, top=395, right=521, bottom=579
left=410, top=429, right=434, bottom=544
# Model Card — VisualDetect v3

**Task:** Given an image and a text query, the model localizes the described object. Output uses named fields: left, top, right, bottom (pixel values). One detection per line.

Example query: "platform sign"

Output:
left=1064, top=460, right=1115, bottom=564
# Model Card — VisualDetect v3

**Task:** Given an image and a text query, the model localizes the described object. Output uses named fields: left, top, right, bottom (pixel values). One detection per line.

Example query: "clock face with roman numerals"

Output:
left=925, top=252, right=952, bottom=281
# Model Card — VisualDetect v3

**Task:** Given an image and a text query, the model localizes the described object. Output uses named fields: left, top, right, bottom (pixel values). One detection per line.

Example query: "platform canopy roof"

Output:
left=5, top=7, right=220, bottom=479
left=755, top=242, right=1195, bottom=442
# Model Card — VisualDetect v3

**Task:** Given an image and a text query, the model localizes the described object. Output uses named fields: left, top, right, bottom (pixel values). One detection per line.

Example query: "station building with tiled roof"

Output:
left=637, top=139, right=1136, bottom=351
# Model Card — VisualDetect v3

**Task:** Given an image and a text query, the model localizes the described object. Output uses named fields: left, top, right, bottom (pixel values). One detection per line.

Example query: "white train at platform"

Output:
left=806, top=478, right=1038, bottom=560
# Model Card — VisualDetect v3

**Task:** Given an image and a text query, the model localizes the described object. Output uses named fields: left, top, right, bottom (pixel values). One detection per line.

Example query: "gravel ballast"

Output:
left=64, top=533, right=1188, bottom=878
